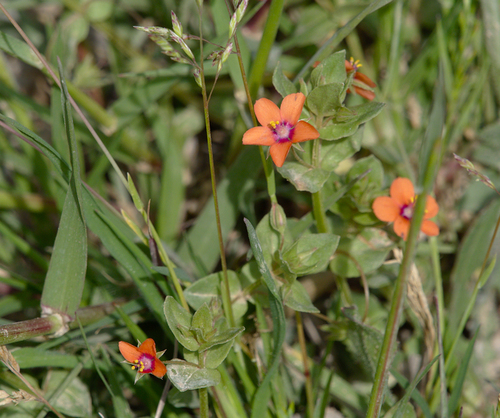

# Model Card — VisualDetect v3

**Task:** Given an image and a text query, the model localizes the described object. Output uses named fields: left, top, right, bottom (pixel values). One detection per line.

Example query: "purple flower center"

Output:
left=270, top=120, right=294, bottom=143
left=134, top=353, right=155, bottom=373
left=400, top=203, right=414, bottom=220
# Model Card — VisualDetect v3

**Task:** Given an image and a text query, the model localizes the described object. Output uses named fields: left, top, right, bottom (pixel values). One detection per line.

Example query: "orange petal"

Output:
left=270, top=142, right=292, bottom=167
left=390, top=178, right=415, bottom=207
left=138, top=338, right=157, bottom=357
left=372, top=196, right=400, bottom=222
left=421, top=220, right=439, bottom=237
left=354, top=86, right=375, bottom=101
left=151, top=358, right=167, bottom=378
left=292, top=121, right=319, bottom=143
left=345, top=60, right=354, bottom=72
left=424, top=195, right=439, bottom=219
left=393, top=216, right=410, bottom=240
left=119, top=341, right=142, bottom=363
left=354, top=72, right=376, bottom=88
left=254, top=98, right=281, bottom=127
left=280, top=93, right=306, bottom=126
left=243, top=126, right=275, bottom=146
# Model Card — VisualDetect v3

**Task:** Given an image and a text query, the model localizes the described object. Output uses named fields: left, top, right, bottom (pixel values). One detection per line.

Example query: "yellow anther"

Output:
left=131, top=366, right=136, bottom=370
left=349, top=57, right=362, bottom=69
left=269, top=121, right=279, bottom=129
left=134, top=360, right=139, bottom=363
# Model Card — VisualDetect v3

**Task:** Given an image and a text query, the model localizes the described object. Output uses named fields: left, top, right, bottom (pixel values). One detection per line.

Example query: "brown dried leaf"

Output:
left=0, top=345, right=20, bottom=373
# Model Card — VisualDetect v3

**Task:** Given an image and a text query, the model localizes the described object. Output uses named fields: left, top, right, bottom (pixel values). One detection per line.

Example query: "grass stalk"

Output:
left=198, top=3, right=235, bottom=328
left=228, top=0, right=278, bottom=203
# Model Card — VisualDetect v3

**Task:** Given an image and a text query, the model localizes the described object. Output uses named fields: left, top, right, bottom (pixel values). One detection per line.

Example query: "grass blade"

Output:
left=40, top=61, right=87, bottom=320
left=448, top=328, right=480, bottom=415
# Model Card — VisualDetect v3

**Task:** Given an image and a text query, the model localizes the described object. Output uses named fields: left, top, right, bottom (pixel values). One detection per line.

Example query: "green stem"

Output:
left=259, top=147, right=278, bottom=204
left=0, top=316, right=64, bottom=345
left=365, top=148, right=439, bottom=418
left=295, top=311, right=314, bottom=418
left=199, top=388, right=209, bottom=418
left=199, top=351, right=209, bottom=418
left=311, top=137, right=328, bottom=233
left=312, top=191, right=328, bottom=233
left=198, top=5, right=235, bottom=328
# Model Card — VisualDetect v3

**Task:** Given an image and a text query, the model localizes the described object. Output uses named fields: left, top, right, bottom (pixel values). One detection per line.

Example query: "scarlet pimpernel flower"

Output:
left=372, top=177, right=439, bottom=241
left=242, top=93, right=320, bottom=167
left=119, top=338, right=167, bottom=381
left=345, top=58, right=376, bottom=101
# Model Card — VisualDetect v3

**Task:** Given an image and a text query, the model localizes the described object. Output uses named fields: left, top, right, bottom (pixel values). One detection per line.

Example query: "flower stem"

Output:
left=312, top=191, right=328, bottom=233
left=198, top=4, right=235, bottom=327
left=311, top=137, right=328, bottom=233
left=199, top=351, right=209, bottom=418
left=295, top=311, right=314, bottom=418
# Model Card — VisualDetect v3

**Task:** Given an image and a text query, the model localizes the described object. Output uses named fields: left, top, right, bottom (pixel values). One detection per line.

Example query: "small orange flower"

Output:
left=345, top=58, right=376, bottom=101
left=372, top=177, right=439, bottom=241
left=119, top=338, right=167, bottom=379
left=242, top=93, right=320, bottom=167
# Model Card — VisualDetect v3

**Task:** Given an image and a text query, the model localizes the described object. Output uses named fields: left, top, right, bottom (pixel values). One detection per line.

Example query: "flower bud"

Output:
left=270, top=203, right=286, bottom=235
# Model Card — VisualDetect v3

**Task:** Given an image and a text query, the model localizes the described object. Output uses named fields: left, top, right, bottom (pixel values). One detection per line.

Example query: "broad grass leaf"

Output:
left=448, top=199, right=500, bottom=333
left=40, top=64, right=87, bottom=319
left=45, top=371, right=91, bottom=418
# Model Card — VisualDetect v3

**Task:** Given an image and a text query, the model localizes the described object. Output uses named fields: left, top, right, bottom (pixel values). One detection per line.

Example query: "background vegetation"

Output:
left=0, top=0, right=499, bottom=417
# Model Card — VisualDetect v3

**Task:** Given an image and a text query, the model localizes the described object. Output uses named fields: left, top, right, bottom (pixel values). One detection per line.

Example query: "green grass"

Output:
left=0, top=0, right=499, bottom=417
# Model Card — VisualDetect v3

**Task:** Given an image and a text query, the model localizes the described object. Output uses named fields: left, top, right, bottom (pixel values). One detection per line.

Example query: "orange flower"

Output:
left=242, top=93, right=320, bottom=167
left=372, top=177, right=439, bottom=241
left=345, top=58, right=376, bottom=101
left=119, top=338, right=167, bottom=379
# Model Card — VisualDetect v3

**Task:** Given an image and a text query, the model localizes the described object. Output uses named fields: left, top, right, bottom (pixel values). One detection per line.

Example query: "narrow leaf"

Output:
left=448, top=328, right=480, bottom=415
left=40, top=62, right=87, bottom=319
